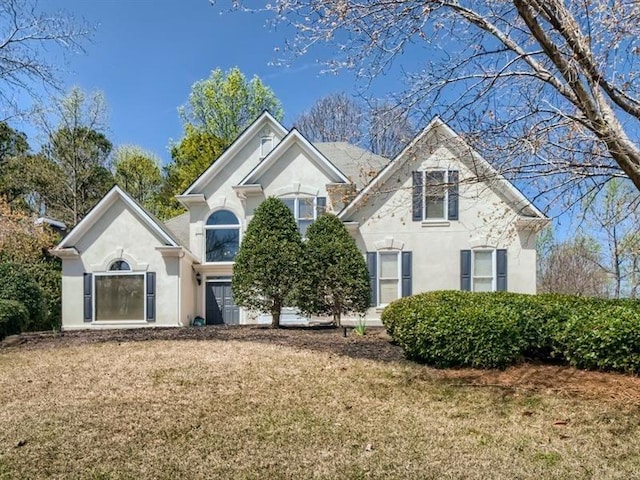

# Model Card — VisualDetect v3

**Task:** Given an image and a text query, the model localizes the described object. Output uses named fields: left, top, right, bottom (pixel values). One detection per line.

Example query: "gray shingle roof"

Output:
left=164, top=212, right=190, bottom=247
left=313, top=142, right=390, bottom=191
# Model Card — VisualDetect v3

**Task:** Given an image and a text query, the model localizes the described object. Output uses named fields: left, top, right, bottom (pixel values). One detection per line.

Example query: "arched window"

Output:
left=205, top=210, right=240, bottom=262
left=109, top=260, right=131, bottom=271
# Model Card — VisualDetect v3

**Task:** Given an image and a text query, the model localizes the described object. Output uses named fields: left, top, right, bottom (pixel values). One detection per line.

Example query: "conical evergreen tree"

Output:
left=298, top=213, right=370, bottom=326
left=232, top=197, right=303, bottom=328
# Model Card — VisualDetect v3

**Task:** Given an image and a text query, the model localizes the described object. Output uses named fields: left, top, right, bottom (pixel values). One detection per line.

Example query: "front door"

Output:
left=205, top=281, right=239, bottom=325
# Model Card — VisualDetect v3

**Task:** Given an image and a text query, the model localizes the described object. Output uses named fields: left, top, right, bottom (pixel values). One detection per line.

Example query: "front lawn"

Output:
left=0, top=328, right=639, bottom=479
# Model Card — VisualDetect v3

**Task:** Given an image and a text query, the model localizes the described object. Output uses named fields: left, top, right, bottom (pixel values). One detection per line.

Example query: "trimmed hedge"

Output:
left=0, top=299, right=29, bottom=340
left=382, top=291, right=640, bottom=373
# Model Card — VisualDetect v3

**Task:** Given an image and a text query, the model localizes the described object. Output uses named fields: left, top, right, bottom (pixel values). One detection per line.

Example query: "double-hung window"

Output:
left=378, top=251, right=400, bottom=305
left=472, top=250, right=495, bottom=292
left=366, top=251, right=412, bottom=307
left=412, top=169, right=459, bottom=221
left=460, top=249, right=507, bottom=292
left=424, top=171, right=446, bottom=219
left=283, top=197, right=326, bottom=237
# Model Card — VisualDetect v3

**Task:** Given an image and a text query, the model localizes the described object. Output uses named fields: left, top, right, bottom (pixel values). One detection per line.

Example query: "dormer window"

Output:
left=260, top=136, right=273, bottom=159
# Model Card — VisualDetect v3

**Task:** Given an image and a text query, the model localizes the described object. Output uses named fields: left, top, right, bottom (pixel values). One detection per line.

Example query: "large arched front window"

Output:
left=205, top=210, right=240, bottom=262
left=95, top=260, right=145, bottom=321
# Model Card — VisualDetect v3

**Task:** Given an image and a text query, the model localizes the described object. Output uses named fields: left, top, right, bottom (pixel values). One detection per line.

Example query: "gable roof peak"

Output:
left=183, top=110, right=288, bottom=195
left=55, top=185, right=181, bottom=250
left=338, top=116, right=546, bottom=220
left=238, top=127, right=351, bottom=186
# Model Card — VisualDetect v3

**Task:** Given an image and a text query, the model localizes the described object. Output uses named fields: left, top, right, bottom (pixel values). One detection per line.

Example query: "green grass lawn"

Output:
left=1, top=333, right=639, bottom=479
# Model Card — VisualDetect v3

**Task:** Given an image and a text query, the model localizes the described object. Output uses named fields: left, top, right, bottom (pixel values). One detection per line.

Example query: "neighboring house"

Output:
left=52, top=112, right=549, bottom=330
left=35, top=217, right=68, bottom=237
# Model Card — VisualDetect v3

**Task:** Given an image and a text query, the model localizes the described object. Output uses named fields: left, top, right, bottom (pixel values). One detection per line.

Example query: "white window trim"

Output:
left=421, top=169, right=450, bottom=222
left=260, top=136, right=273, bottom=159
left=377, top=250, right=401, bottom=307
left=281, top=196, right=318, bottom=236
left=471, top=249, right=496, bottom=292
left=203, top=210, right=241, bottom=265
left=93, top=270, right=147, bottom=323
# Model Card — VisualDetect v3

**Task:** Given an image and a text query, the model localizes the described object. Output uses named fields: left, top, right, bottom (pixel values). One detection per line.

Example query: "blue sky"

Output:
left=33, top=0, right=396, bottom=165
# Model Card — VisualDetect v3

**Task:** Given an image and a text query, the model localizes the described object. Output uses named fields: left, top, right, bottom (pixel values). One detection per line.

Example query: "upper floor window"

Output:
left=282, top=197, right=326, bottom=237
left=205, top=210, right=240, bottom=262
left=412, top=170, right=459, bottom=222
left=260, top=136, right=273, bottom=158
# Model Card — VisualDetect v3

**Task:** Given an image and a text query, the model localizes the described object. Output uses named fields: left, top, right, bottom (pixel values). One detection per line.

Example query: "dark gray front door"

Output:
left=206, top=281, right=239, bottom=325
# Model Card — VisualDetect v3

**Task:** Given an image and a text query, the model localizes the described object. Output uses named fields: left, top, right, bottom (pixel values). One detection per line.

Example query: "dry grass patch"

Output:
left=1, top=335, right=640, bottom=479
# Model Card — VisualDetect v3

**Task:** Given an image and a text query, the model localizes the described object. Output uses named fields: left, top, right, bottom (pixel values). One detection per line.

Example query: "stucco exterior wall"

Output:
left=188, top=126, right=285, bottom=262
left=61, top=200, right=181, bottom=330
left=179, top=254, right=197, bottom=326
left=342, top=140, right=539, bottom=322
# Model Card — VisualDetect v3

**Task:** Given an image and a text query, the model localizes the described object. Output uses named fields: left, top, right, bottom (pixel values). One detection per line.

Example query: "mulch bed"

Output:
left=3, top=325, right=640, bottom=404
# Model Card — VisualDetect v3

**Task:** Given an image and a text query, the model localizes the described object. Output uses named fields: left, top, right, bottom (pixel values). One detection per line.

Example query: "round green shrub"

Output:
left=0, top=299, right=29, bottom=340
left=382, top=291, right=528, bottom=369
left=0, top=261, right=47, bottom=332
left=558, top=303, right=640, bottom=373
left=382, top=290, right=640, bottom=373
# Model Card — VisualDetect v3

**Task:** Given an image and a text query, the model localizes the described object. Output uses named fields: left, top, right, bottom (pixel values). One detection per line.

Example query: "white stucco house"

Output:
left=52, top=111, right=549, bottom=330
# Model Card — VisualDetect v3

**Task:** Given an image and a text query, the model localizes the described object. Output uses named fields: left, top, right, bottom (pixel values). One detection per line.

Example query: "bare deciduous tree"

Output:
left=367, top=101, right=414, bottom=158
left=538, top=236, right=609, bottom=297
left=294, top=92, right=414, bottom=158
left=581, top=179, right=640, bottom=298
left=219, top=0, right=640, bottom=211
left=294, top=92, right=364, bottom=144
left=32, top=87, right=113, bottom=227
left=0, top=0, right=89, bottom=118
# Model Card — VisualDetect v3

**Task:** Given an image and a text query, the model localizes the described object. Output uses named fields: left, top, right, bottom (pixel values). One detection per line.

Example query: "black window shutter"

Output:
left=146, top=272, right=156, bottom=322
left=448, top=170, right=459, bottom=220
left=366, top=252, right=377, bottom=306
left=401, top=251, right=412, bottom=297
left=316, top=197, right=327, bottom=217
left=460, top=250, right=471, bottom=291
left=83, top=273, right=92, bottom=322
left=496, top=249, right=508, bottom=292
left=412, top=171, right=423, bottom=221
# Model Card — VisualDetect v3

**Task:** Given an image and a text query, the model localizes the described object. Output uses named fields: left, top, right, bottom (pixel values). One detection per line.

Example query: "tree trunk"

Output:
left=332, top=309, right=341, bottom=328
left=271, top=302, right=281, bottom=329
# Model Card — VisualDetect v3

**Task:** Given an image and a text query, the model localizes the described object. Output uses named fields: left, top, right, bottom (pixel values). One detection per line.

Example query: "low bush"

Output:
left=559, top=303, right=640, bottom=373
left=383, top=291, right=527, bottom=369
left=0, top=299, right=29, bottom=340
left=382, top=290, right=640, bottom=373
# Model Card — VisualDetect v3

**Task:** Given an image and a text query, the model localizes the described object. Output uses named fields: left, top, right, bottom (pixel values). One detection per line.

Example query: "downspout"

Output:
left=176, top=250, right=184, bottom=327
